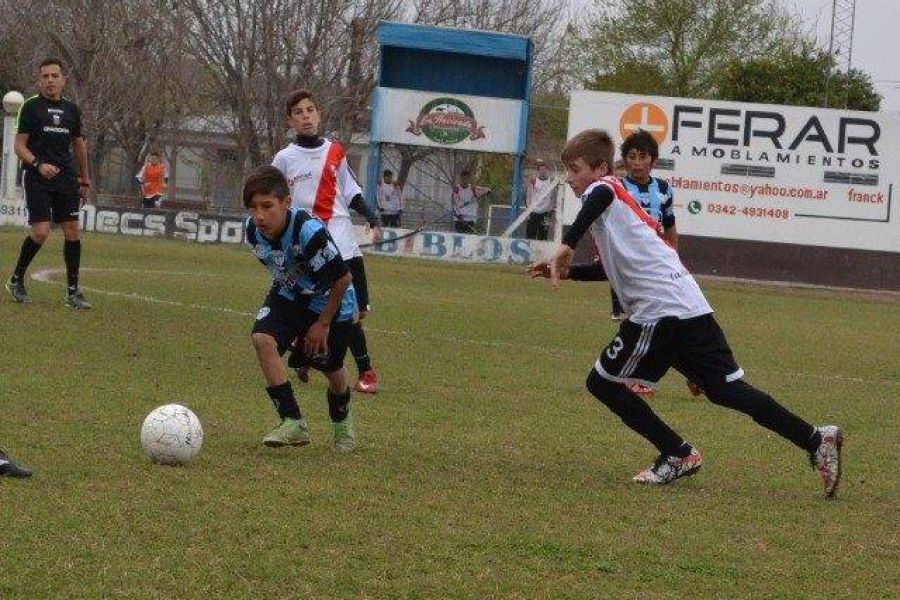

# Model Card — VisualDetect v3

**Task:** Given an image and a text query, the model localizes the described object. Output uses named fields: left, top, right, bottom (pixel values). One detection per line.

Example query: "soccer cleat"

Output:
left=809, top=425, right=843, bottom=499
left=0, top=449, right=33, bottom=478
left=628, top=382, right=654, bottom=397
left=295, top=366, right=310, bottom=384
left=331, top=411, right=356, bottom=453
left=64, top=290, right=92, bottom=310
left=5, top=277, right=31, bottom=303
left=355, top=369, right=378, bottom=394
left=262, top=418, right=310, bottom=447
left=633, top=446, right=703, bottom=485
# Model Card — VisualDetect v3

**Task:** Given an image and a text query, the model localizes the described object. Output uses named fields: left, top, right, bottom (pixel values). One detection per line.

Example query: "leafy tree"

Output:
left=575, top=0, right=801, bottom=98
left=719, top=45, right=880, bottom=111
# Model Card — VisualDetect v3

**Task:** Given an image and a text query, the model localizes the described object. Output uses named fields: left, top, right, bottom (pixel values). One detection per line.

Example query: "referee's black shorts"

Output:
left=23, top=173, right=80, bottom=224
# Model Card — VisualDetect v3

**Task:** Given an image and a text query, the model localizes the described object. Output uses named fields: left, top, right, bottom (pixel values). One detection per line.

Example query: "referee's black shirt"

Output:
left=17, top=94, right=83, bottom=191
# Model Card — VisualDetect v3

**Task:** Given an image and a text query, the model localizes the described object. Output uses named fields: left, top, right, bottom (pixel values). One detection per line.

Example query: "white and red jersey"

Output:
left=583, top=176, right=711, bottom=323
left=526, top=175, right=558, bottom=214
left=272, top=139, right=363, bottom=259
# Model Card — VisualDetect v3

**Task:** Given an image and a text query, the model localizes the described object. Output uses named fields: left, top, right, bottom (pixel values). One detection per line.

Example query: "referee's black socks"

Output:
left=266, top=382, right=302, bottom=421
left=64, top=239, right=82, bottom=292
left=13, top=236, right=43, bottom=281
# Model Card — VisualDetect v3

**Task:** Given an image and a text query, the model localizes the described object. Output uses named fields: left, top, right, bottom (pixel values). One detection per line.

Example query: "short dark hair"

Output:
left=460, top=170, right=471, bottom=177
left=242, top=165, right=290, bottom=208
left=147, top=149, right=160, bottom=157
left=39, top=57, right=64, bottom=72
left=620, top=129, right=659, bottom=161
left=561, top=129, right=614, bottom=171
left=285, top=88, right=317, bottom=116
left=383, top=169, right=393, bottom=177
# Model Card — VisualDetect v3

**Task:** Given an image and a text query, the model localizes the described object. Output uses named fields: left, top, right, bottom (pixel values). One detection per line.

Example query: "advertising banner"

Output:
left=373, top=87, right=523, bottom=154
left=361, top=227, right=553, bottom=265
left=567, top=91, right=899, bottom=252
left=3, top=200, right=555, bottom=265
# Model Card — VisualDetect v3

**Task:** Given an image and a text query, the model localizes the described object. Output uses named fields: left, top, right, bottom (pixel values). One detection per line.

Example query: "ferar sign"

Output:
left=567, top=91, right=899, bottom=253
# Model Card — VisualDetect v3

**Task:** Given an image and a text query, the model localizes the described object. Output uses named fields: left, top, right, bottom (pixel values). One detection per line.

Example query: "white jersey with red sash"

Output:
left=272, top=139, right=364, bottom=259
left=584, top=176, right=710, bottom=323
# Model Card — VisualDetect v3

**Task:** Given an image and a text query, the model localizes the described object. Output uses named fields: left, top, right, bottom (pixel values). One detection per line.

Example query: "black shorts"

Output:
left=594, top=313, right=744, bottom=390
left=346, top=256, right=370, bottom=312
left=142, top=196, right=161, bottom=209
left=251, top=290, right=354, bottom=374
left=24, top=174, right=79, bottom=224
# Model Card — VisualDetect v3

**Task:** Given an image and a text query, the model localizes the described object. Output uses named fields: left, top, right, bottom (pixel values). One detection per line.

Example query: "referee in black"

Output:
left=6, top=58, right=92, bottom=308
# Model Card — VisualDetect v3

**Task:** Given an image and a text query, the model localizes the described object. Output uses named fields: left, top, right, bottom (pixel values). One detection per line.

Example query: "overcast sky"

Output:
left=788, top=0, right=900, bottom=112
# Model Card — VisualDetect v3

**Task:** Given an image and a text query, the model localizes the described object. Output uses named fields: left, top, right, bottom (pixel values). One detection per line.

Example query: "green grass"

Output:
left=0, top=229, right=897, bottom=599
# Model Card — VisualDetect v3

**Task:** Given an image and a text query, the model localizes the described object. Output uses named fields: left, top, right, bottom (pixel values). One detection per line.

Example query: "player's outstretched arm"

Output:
left=549, top=244, right=574, bottom=288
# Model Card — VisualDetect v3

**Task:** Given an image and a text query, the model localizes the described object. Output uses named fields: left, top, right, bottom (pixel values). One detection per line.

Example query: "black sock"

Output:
left=704, top=379, right=816, bottom=452
left=348, top=322, right=372, bottom=373
left=13, top=237, right=43, bottom=281
left=64, top=239, right=81, bottom=292
left=673, top=442, right=694, bottom=458
left=266, top=382, right=301, bottom=420
left=327, top=389, right=351, bottom=423
left=586, top=369, right=685, bottom=456
left=806, top=430, right=822, bottom=454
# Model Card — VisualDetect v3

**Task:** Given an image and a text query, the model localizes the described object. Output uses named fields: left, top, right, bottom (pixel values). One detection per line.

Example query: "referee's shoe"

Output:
left=5, top=276, right=31, bottom=303
left=0, top=450, right=33, bottom=478
left=65, top=289, right=92, bottom=309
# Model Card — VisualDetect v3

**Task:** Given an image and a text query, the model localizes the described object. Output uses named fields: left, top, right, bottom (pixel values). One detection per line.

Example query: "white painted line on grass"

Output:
left=31, top=268, right=898, bottom=387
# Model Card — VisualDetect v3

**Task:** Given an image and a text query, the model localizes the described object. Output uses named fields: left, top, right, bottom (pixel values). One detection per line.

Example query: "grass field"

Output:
left=0, top=228, right=897, bottom=599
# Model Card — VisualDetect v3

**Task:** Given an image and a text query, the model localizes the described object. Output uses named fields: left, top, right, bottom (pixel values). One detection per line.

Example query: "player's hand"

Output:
left=549, top=245, right=574, bottom=288
left=78, top=177, right=92, bottom=201
left=38, top=163, right=60, bottom=179
left=302, top=321, right=330, bottom=359
left=370, top=226, right=383, bottom=244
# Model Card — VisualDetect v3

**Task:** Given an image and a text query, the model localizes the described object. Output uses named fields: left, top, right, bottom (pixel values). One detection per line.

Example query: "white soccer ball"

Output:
left=140, top=404, right=204, bottom=466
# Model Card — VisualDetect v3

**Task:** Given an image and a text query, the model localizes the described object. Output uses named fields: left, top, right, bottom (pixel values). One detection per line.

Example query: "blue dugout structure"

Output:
left=366, top=21, right=534, bottom=224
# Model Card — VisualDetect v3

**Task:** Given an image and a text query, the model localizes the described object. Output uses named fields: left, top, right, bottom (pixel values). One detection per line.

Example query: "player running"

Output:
left=529, top=129, right=843, bottom=497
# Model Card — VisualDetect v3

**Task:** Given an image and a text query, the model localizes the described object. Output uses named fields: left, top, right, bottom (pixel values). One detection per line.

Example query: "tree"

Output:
left=719, top=45, right=880, bottom=111
left=575, top=0, right=802, bottom=98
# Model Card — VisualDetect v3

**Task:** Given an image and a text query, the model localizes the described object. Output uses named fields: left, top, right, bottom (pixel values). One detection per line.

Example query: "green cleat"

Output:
left=331, top=411, right=356, bottom=453
left=262, top=418, right=310, bottom=447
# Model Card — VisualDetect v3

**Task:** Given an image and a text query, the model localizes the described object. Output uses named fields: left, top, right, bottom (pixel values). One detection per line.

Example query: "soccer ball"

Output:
left=140, top=404, right=204, bottom=466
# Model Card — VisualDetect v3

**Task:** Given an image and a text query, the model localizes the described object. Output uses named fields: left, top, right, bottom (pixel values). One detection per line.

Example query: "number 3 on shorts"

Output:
left=606, top=336, right=624, bottom=360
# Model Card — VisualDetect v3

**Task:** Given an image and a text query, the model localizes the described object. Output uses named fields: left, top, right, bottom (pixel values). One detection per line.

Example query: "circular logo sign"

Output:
left=687, top=200, right=702, bottom=214
left=619, top=103, right=669, bottom=145
left=406, top=97, right=485, bottom=145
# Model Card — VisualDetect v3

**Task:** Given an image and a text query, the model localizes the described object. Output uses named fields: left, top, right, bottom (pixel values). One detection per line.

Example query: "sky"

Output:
left=788, top=0, right=900, bottom=112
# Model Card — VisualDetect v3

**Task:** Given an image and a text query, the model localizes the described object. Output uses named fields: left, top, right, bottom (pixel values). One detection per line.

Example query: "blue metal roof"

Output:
left=377, top=21, right=531, bottom=62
